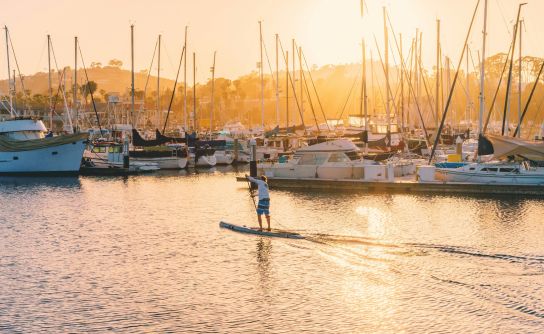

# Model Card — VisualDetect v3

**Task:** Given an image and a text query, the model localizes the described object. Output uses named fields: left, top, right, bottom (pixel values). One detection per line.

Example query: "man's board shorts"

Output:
left=257, top=198, right=270, bottom=215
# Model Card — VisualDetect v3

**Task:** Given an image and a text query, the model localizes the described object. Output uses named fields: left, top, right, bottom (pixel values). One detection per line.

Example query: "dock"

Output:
left=236, top=176, right=544, bottom=196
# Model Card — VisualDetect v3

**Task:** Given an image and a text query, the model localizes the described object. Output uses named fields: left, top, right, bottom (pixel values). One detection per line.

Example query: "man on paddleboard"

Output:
left=246, top=175, right=271, bottom=231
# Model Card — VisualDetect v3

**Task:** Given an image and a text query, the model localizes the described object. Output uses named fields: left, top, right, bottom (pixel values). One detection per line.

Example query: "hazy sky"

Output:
left=1, top=0, right=542, bottom=83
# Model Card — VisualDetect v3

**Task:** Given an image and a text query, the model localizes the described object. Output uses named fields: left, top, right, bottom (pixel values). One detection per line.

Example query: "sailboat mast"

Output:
left=292, top=39, right=295, bottom=124
left=12, top=70, right=16, bottom=114
left=47, top=34, right=52, bottom=130
left=518, top=19, right=523, bottom=137
left=184, top=26, right=188, bottom=130
left=502, top=3, right=526, bottom=136
left=4, top=26, right=13, bottom=116
left=383, top=7, right=390, bottom=143
left=259, top=21, right=264, bottom=128
left=418, top=31, right=423, bottom=114
left=466, top=46, right=470, bottom=129
left=193, top=52, right=196, bottom=130
left=436, top=19, right=440, bottom=130
left=400, top=33, right=404, bottom=132
left=363, top=39, right=368, bottom=154
left=74, top=36, right=78, bottom=130
left=359, top=40, right=364, bottom=118
left=211, top=51, right=216, bottom=134
left=131, top=24, right=135, bottom=127
left=299, top=46, right=303, bottom=123
left=478, top=0, right=488, bottom=143
left=286, top=50, right=289, bottom=128
left=275, top=34, right=279, bottom=126
left=414, top=29, right=419, bottom=119
left=157, top=34, right=161, bottom=129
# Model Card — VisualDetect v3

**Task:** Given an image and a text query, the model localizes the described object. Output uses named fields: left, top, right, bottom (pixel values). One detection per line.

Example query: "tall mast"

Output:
left=383, top=7, right=390, bottom=143
left=359, top=40, right=364, bottom=118
left=184, top=26, right=188, bottom=130
left=418, top=31, right=423, bottom=111
left=502, top=3, right=526, bottom=136
left=47, top=35, right=53, bottom=130
left=299, top=46, right=303, bottom=123
left=210, top=51, right=216, bottom=135
left=5, top=26, right=13, bottom=116
left=414, top=29, right=419, bottom=120
left=157, top=34, right=161, bottom=129
left=292, top=39, right=295, bottom=123
left=131, top=24, right=135, bottom=127
left=12, top=70, right=16, bottom=114
left=74, top=36, right=78, bottom=130
left=259, top=21, right=264, bottom=128
left=370, top=51, right=375, bottom=116
left=193, top=52, right=196, bottom=130
left=436, top=19, right=440, bottom=130
left=286, top=50, right=289, bottom=128
left=275, top=34, right=279, bottom=126
left=400, top=33, right=404, bottom=132
left=466, top=46, right=470, bottom=129
left=518, top=19, right=523, bottom=137
left=362, top=39, right=368, bottom=154
left=478, top=0, right=488, bottom=153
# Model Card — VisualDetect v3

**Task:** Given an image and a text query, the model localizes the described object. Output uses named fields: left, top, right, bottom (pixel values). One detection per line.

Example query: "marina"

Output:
left=2, top=0, right=544, bottom=332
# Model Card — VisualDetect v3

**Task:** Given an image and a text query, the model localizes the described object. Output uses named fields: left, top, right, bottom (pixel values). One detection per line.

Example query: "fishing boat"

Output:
left=219, top=221, right=304, bottom=239
left=0, top=118, right=87, bottom=174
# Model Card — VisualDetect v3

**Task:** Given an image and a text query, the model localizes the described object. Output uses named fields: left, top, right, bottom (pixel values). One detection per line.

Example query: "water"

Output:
left=1, top=168, right=543, bottom=333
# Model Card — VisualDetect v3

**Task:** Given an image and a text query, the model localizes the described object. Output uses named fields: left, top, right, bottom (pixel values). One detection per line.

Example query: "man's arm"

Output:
left=246, top=175, right=263, bottom=185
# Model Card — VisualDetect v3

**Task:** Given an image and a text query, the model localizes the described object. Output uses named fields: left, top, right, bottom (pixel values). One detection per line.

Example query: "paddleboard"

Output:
left=219, top=221, right=305, bottom=239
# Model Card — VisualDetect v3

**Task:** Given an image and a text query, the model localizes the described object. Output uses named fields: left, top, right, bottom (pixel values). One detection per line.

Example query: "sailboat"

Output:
left=435, top=0, right=544, bottom=185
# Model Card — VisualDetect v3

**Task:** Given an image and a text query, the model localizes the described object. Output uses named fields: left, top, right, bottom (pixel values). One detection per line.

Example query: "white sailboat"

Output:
left=435, top=0, right=544, bottom=185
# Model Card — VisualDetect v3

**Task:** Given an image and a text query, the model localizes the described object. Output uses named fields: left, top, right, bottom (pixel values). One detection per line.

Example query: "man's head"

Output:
left=260, top=175, right=268, bottom=183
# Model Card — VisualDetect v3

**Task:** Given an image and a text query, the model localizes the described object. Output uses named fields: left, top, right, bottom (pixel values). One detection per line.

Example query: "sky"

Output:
left=1, top=0, right=543, bottom=84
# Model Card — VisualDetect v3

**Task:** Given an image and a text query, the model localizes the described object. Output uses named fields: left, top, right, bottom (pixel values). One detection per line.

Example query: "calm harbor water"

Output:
left=1, top=167, right=543, bottom=333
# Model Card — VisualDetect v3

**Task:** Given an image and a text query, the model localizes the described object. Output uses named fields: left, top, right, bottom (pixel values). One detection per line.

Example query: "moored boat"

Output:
left=0, top=118, right=87, bottom=174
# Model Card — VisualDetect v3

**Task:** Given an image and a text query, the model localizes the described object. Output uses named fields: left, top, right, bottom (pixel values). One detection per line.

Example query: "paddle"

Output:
left=245, top=174, right=258, bottom=211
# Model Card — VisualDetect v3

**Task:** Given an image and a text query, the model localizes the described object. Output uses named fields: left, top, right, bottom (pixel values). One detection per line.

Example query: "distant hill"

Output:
left=0, top=66, right=176, bottom=96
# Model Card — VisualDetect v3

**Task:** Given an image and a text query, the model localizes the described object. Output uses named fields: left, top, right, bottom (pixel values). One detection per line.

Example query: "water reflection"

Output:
left=0, top=176, right=81, bottom=189
left=0, top=170, right=542, bottom=333
left=255, top=238, right=272, bottom=287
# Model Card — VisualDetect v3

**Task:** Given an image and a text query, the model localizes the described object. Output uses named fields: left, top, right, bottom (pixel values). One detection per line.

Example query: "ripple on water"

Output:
left=0, top=170, right=543, bottom=333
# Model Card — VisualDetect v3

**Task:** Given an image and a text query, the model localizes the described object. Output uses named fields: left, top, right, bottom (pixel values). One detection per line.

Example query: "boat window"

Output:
left=108, top=146, right=122, bottom=153
left=481, top=167, right=498, bottom=172
left=469, top=167, right=475, bottom=170
left=328, top=153, right=350, bottom=163
left=4, top=130, right=45, bottom=140
left=499, top=168, right=518, bottom=173
left=298, top=153, right=328, bottom=165
left=345, top=151, right=361, bottom=161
